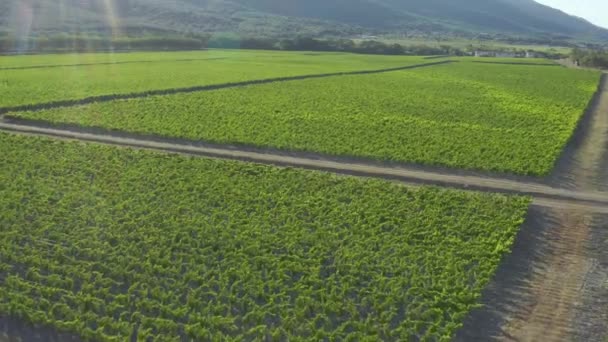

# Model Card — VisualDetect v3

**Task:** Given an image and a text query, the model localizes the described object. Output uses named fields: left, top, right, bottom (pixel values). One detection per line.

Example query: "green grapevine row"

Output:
left=0, top=133, right=530, bottom=341
left=13, top=61, right=600, bottom=175
left=0, top=50, right=426, bottom=108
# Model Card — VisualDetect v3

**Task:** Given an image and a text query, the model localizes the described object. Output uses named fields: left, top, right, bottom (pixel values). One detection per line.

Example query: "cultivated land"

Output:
left=0, top=51, right=233, bottom=69
left=9, top=59, right=600, bottom=175
left=454, top=57, right=560, bottom=65
left=0, top=133, right=530, bottom=341
left=456, top=72, right=608, bottom=342
left=1, top=50, right=607, bottom=342
left=2, top=120, right=608, bottom=212
left=0, top=50, right=428, bottom=109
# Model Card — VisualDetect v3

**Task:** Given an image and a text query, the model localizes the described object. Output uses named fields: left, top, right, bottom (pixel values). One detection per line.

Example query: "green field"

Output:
left=370, top=37, right=572, bottom=55
left=12, top=59, right=599, bottom=175
left=0, top=133, right=529, bottom=341
left=1, top=49, right=597, bottom=340
left=0, top=50, right=233, bottom=68
left=0, top=50, right=427, bottom=109
left=456, top=57, right=557, bottom=65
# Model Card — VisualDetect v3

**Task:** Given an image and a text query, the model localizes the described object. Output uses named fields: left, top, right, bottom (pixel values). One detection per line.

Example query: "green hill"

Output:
left=1, top=0, right=606, bottom=42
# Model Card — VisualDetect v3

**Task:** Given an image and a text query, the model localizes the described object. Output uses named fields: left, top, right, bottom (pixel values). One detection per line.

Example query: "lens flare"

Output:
left=102, top=0, right=121, bottom=39
left=8, top=0, right=123, bottom=53
left=14, top=0, right=34, bottom=53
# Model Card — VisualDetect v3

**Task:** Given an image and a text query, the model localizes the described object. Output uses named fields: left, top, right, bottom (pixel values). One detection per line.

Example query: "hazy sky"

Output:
left=535, top=0, right=608, bottom=29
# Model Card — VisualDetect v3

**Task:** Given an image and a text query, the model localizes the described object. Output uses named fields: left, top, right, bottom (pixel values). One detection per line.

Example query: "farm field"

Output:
left=455, top=57, right=558, bottom=65
left=0, top=50, right=428, bottom=109
left=0, top=132, right=531, bottom=341
left=0, top=50, right=239, bottom=68
left=2, top=48, right=605, bottom=342
left=0, top=50, right=228, bottom=69
left=0, top=50, right=369, bottom=69
left=11, top=60, right=600, bottom=175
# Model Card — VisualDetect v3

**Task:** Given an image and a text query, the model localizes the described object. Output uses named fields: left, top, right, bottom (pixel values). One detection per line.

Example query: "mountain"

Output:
left=1, top=0, right=607, bottom=42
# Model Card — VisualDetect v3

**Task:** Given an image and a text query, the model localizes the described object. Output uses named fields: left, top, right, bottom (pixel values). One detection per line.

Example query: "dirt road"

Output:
left=1, top=120, right=608, bottom=213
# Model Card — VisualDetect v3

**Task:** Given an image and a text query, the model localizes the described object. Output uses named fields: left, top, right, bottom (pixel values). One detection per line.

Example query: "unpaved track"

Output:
left=551, top=73, right=608, bottom=190
left=1, top=121, right=608, bottom=213
left=456, top=73, right=608, bottom=342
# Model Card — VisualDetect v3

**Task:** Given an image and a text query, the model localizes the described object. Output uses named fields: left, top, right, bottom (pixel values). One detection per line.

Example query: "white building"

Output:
left=525, top=51, right=538, bottom=58
left=496, top=51, right=519, bottom=58
left=474, top=50, right=522, bottom=58
left=474, top=50, right=495, bottom=57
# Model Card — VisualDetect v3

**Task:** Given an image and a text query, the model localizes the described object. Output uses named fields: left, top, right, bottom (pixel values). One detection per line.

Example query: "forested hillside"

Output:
left=1, top=0, right=606, bottom=42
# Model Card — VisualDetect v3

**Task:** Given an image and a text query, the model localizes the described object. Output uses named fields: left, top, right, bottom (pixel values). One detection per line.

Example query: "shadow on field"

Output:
left=0, top=315, right=82, bottom=342
left=455, top=206, right=608, bottom=342
left=454, top=205, right=555, bottom=341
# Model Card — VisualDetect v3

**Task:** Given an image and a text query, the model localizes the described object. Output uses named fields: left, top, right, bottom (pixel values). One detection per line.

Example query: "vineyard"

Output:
left=0, top=50, right=426, bottom=109
left=0, top=50, right=238, bottom=68
left=10, top=59, right=600, bottom=175
left=0, top=133, right=530, bottom=341
left=0, top=49, right=602, bottom=341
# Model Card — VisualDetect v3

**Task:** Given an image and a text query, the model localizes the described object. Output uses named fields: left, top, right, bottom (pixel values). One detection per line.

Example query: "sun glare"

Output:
left=14, top=0, right=33, bottom=53
left=10, top=0, right=123, bottom=54
left=101, top=0, right=121, bottom=39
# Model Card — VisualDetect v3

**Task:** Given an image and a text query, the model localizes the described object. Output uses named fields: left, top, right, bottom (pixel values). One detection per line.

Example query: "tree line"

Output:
left=0, top=34, right=566, bottom=59
left=0, top=34, right=467, bottom=56
left=215, top=36, right=466, bottom=56
left=571, top=48, right=608, bottom=69
left=0, top=35, right=208, bottom=54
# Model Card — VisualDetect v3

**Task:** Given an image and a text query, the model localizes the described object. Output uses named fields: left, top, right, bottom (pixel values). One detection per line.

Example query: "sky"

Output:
left=535, top=0, right=608, bottom=29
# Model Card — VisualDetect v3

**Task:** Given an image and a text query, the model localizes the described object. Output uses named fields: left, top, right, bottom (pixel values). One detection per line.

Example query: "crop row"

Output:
left=455, top=56, right=558, bottom=65
left=0, top=133, right=530, bottom=341
left=13, top=61, right=600, bottom=175
left=0, top=50, right=426, bottom=108
left=0, top=50, right=235, bottom=69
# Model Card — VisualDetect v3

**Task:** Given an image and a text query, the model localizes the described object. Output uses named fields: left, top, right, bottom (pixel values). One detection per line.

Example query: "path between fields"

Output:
left=456, top=72, right=608, bottom=342
left=1, top=120, right=608, bottom=214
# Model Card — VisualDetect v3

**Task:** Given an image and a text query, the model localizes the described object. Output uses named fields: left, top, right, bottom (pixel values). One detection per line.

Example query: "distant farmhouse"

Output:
left=525, top=51, right=539, bottom=58
left=474, top=50, right=538, bottom=58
